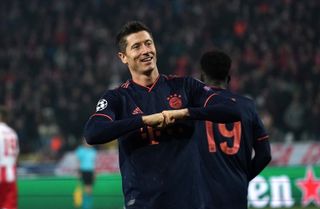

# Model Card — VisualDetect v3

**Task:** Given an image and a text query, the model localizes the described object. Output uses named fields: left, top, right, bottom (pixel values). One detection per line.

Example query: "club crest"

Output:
left=167, top=94, right=182, bottom=109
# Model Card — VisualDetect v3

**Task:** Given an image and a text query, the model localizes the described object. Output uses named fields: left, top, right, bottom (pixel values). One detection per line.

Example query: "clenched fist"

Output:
left=162, top=109, right=190, bottom=125
left=142, top=113, right=166, bottom=128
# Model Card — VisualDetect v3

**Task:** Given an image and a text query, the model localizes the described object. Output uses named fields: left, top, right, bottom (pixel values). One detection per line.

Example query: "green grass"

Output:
left=250, top=207, right=319, bottom=209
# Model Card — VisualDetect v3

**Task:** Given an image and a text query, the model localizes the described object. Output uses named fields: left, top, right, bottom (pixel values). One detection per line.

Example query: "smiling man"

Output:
left=84, top=21, right=241, bottom=209
left=117, top=30, right=157, bottom=83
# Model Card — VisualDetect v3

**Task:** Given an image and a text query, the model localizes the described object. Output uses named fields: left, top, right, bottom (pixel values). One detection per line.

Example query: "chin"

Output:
left=140, top=66, right=154, bottom=74
left=144, top=63, right=155, bottom=71
left=144, top=68, right=154, bottom=74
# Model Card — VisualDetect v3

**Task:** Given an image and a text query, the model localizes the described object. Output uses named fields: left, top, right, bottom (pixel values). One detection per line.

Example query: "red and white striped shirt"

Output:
left=0, top=122, right=19, bottom=183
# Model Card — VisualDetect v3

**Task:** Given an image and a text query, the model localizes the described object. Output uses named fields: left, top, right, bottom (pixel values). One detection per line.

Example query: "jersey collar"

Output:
left=130, top=75, right=162, bottom=92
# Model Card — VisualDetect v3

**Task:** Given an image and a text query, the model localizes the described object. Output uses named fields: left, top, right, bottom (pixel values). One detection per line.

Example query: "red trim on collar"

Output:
left=131, top=75, right=161, bottom=92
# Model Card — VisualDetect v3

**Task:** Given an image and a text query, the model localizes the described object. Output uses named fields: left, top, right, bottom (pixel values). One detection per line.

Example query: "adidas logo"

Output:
left=132, top=107, right=143, bottom=115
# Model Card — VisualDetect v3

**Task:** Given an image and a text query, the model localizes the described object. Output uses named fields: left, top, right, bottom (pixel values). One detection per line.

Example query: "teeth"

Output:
left=141, top=57, right=152, bottom=62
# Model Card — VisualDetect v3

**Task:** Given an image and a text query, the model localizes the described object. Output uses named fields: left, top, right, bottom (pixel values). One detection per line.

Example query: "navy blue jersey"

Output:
left=193, top=87, right=271, bottom=209
left=84, top=75, right=240, bottom=209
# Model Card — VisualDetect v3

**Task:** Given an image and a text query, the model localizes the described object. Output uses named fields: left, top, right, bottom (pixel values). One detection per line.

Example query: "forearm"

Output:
left=84, top=116, right=144, bottom=145
left=188, top=103, right=241, bottom=123
left=249, top=140, right=272, bottom=180
left=84, top=112, right=165, bottom=144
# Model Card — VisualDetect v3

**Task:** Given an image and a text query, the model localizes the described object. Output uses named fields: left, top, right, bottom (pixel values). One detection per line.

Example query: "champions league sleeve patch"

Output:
left=96, top=99, right=108, bottom=112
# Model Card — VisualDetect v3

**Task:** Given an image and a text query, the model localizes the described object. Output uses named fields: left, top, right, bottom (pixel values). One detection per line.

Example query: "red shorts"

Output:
left=0, top=181, right=17, bottom=209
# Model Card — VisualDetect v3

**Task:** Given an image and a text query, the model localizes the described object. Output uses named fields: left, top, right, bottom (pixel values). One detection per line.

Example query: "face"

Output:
left=118, top=31, right=157, bottom=75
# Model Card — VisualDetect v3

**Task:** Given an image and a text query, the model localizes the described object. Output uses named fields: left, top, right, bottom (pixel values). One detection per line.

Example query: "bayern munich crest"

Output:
left=96, top=99, right=108, bottom=112
left=167, top=94, right=182, bottom=109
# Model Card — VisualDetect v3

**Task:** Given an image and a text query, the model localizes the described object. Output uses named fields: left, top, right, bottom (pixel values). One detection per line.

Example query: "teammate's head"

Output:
left=116, top=21, right=157, bottom=77
left=116, top=21, right=153, bottom=53
left=0, top=105, right=8, bottom=122
left=200, top=50, right=232, bottom=85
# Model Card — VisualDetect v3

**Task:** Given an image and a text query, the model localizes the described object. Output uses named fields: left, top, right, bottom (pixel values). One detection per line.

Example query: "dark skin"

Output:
left=200, top=73, right=231, bottom=88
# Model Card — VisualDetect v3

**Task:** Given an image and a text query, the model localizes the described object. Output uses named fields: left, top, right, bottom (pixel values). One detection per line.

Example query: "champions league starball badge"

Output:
left=96, top=99, right=108, bottom=112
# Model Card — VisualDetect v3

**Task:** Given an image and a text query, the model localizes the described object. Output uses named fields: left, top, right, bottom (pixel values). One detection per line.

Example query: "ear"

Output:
left=118, top=52, right=128, bottom=64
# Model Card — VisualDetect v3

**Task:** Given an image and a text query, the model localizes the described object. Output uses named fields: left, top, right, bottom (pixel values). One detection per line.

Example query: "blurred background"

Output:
left=0, top=0, right=319, bottom=208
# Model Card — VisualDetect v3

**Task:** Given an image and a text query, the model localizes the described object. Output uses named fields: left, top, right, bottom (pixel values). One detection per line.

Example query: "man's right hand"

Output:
left=142, top=109, right=190, bottom=128
left=162, top=109, right=189, bottom=124
left=142, top=113, right=166, bottom=128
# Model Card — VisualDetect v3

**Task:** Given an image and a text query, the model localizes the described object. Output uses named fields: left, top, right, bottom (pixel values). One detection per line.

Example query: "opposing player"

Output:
left=84, top=21, right=240, bottom=209
left=0, top=106, right=19, bottom=209
left=193, top=50, right=271, bottom=209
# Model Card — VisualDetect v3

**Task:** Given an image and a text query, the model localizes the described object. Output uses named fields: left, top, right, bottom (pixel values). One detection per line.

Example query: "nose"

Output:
left=141, top=44, right=151, bottom=54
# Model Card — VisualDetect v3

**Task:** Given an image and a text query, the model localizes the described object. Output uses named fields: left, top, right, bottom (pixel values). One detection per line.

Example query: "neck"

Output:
left=208, top=81, right=227, bottom=88
left=131, top=68, right=160, bottom=86
left=203, top=78, right=227, bottom=89
left=201, top=74, right=228, bottom=89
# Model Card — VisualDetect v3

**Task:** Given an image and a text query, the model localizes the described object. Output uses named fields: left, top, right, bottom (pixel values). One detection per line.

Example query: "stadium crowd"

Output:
left=0, top=0, right=319, bottom=156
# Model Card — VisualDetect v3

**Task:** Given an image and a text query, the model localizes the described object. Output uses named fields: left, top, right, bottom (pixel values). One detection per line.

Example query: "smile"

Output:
left=140, top=57, right=153, bottom=62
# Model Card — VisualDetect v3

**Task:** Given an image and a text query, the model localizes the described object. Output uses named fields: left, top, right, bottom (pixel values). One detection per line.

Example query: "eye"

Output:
left=131, top=44, right=140, bottom=50
left=145, top=40, right=153, bottom=46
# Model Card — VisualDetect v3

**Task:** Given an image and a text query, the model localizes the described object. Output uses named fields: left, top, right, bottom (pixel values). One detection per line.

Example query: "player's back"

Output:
left=193, top=88, right=268, bottom=209
left=0, top=122, right=19, bottom=183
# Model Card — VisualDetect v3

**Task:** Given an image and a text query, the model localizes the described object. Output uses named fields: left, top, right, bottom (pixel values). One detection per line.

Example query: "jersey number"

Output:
left=205, top=121, right=241, bottom=155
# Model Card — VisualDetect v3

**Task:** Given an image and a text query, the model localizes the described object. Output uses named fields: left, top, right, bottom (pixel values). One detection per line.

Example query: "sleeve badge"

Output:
left=96, top=99, right=108, bottom=112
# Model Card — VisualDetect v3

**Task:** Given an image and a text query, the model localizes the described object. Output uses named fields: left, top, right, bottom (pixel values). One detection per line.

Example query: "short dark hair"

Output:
left=200, top=50, right=232, bottom=81
left=116, top=21, right=153, bottom=52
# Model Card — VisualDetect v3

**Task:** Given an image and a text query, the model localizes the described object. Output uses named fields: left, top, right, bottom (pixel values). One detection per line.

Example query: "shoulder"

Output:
left=166, top=75, right=203, bottom=82
left=119, top=80, right=131, bottom=89
left=95, top=85, right=127, bottom=112
left=162, top=74, right=192, bottom=81
left=101, top=80, right=131, bottom=95
left=0, top=123, right=18, bottom=138
left=159, top=74, right=186, bottom=89
left=163, top=74, right=206, bottom=87
left=75, top=146, right=83, bottom=153
left=235, top=93, right=254, bottom=103
left=238, top=94, right=256, bottom=108
left=99, top=86, right=123, bottom=103
left=231, top=93, right=258, bottom=112
left=162, top=74, right=185, bottom=82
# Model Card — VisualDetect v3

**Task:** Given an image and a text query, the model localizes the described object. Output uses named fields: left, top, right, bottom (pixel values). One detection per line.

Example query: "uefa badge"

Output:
left=96, top=99, right=108, bottom=112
